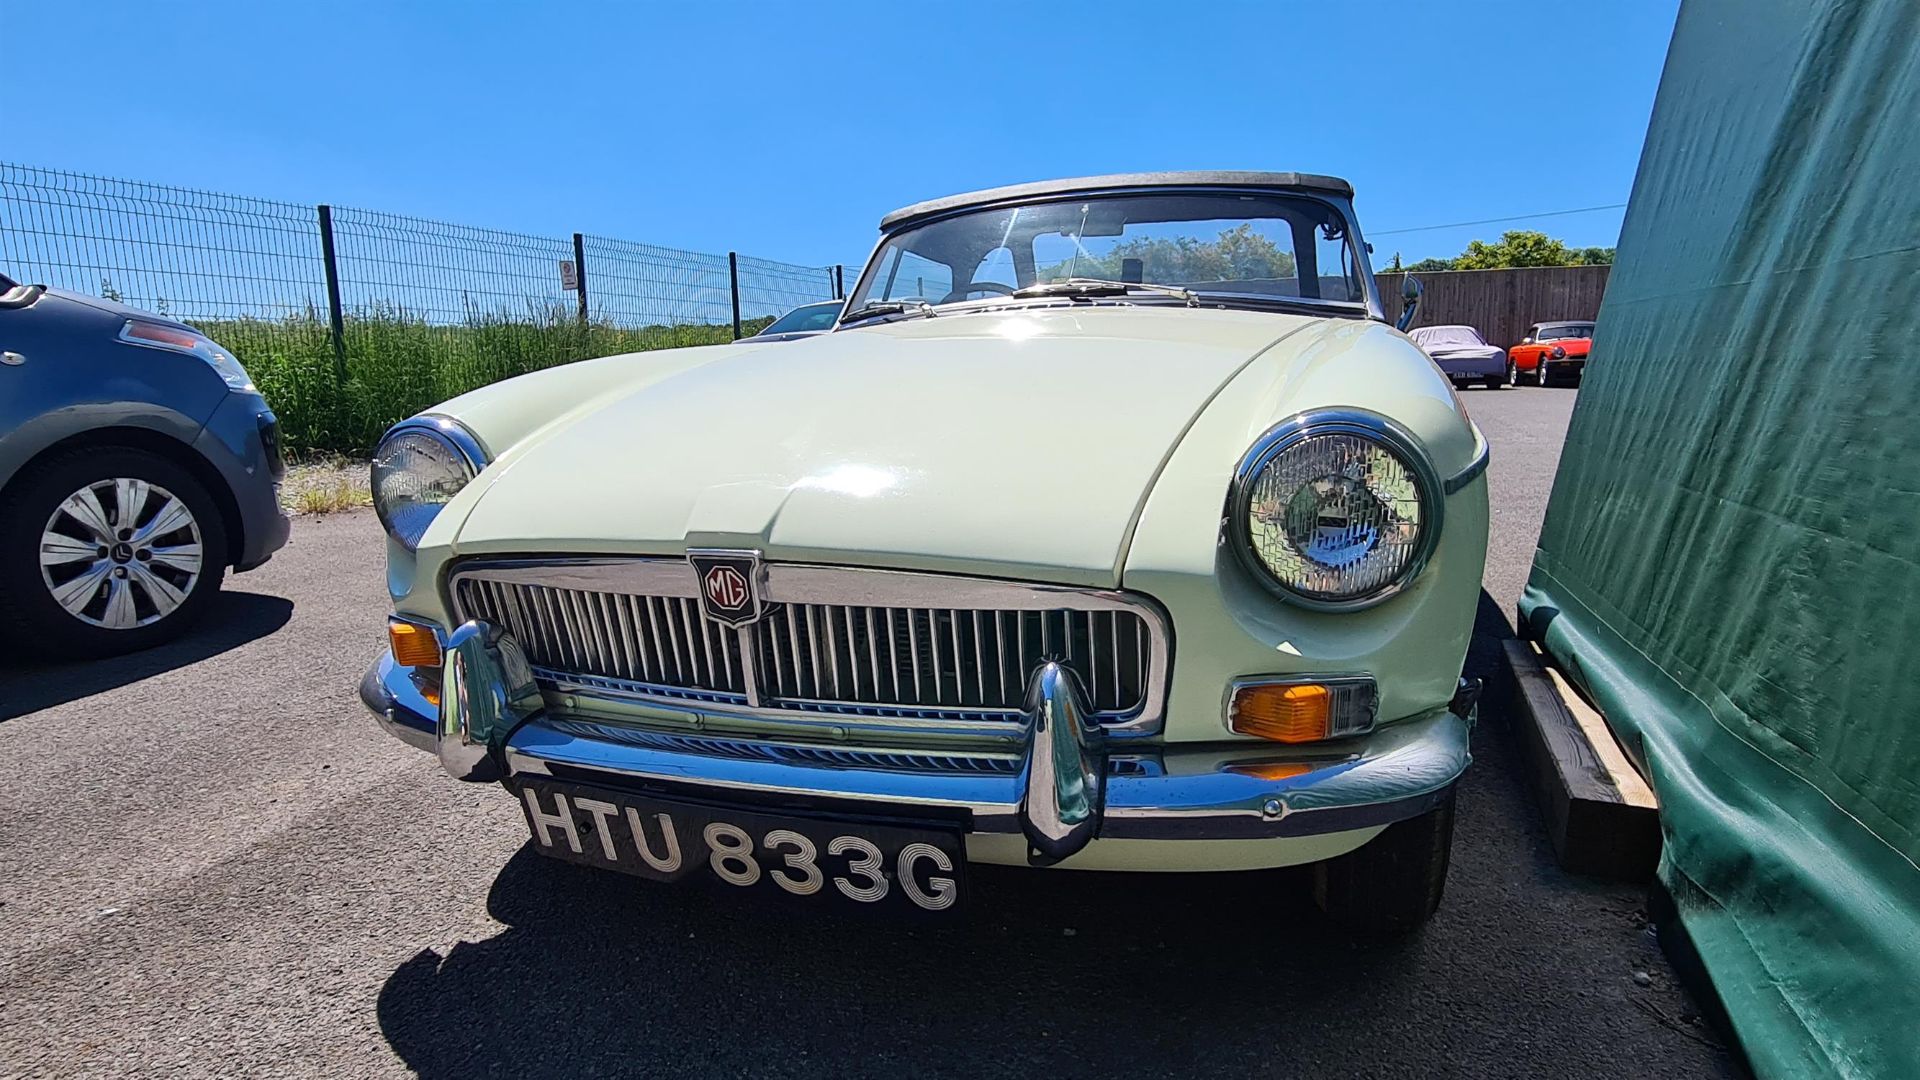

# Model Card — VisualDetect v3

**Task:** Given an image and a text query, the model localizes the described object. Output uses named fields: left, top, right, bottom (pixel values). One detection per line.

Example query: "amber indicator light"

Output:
left=1229, top=683, right=1332, bottom=744
left=388, top=619, right=443, bottom=669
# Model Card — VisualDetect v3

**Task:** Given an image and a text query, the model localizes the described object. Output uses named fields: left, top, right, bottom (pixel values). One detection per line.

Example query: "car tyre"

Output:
left=1311, top=790, right=1455, bottom=935
left=0, top=446, right=229, bottom=659
left=1536, top=358, right=1553, bottom=387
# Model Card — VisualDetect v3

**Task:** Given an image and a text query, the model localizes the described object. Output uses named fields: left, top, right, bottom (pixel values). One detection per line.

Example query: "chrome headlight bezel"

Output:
left=371, top=415, right=488, bottom=552
left=1228, top=409, right=1443, bottom=612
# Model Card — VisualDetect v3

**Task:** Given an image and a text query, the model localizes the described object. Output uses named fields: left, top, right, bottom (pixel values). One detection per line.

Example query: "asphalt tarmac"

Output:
left=0, top=384, right=1740, bottom=1078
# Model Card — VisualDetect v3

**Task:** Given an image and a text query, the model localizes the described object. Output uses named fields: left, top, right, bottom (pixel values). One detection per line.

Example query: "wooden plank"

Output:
left=1375, top=264, right=1611, bottom=349
left=1546, top=662, right=1657, bottom=809
left=1503, top=638, right=1662, bottom=881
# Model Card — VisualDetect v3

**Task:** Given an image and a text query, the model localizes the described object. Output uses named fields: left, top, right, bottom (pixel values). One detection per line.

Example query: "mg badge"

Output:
left=687, top=549, right=764, bottom=627
left=705, top=565, right=749, bottom=610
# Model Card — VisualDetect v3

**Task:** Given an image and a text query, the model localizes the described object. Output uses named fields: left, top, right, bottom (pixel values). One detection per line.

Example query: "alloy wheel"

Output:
left=38, top=477, right=203, bottom=630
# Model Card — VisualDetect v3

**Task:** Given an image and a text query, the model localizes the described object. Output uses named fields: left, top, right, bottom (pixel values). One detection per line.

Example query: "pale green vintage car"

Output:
left=359, top=172, right=1489, bottom=932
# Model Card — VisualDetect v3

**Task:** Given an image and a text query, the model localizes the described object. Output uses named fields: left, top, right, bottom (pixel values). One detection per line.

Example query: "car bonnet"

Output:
left=448, top=305, right=1332, bottom=588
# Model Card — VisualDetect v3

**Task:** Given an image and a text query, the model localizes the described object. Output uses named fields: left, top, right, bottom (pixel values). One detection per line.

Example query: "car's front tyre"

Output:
left=0, top=446, right=229, bottom=658
left=1311, top=791, right=1455, bottom=935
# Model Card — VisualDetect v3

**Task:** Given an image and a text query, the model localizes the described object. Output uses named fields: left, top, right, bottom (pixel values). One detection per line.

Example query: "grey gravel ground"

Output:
left=0, top=384, right=1738, bottom=1079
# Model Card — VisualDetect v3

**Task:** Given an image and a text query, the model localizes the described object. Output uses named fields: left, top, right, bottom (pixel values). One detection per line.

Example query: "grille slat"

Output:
left=865, top=608, right=882, bottom=704
left=930, top=610, right=947, bottom=705
left=907, top=610, right=924, bottom=702
left=454, top=566, right=1162, bottom=726
left=1090, top=611, right=1105, bottom=703
left=662, top=597, right=686, bottom=682
left=676, top=600, right=700, bottom=685
left=629, top=591, right=660, bottom=676
left=781, top=606, right=801, bottom=697
left=884, top=609, right=902, bottom=700
left=823, top=606, right=842, bottom=698
left=803, top=606, right=824, bottom=698
left=566, top=591, right=598, bottom=673
left=695, top=604, right=718, bottom=687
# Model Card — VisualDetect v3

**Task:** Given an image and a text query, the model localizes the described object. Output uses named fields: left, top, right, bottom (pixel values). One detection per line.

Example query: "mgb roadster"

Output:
left=359, top=171, right=1489, bottom=933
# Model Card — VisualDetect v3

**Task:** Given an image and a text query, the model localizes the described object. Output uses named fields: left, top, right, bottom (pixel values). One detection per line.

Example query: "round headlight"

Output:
left=371, top=417, right=484, bottom=551
left=1232, top=411, right=1440, bottom=610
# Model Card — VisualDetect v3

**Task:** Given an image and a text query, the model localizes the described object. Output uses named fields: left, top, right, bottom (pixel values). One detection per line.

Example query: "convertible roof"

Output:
left=878, top=171, right=1356, bottom=232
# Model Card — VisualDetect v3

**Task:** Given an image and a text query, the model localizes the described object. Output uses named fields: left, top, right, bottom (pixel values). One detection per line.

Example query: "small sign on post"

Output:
left=558, top=260, right=580, bottom=291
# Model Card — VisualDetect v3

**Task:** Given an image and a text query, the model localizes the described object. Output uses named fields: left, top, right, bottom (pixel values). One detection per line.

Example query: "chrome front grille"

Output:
left=754, top=604, right=1149, bottom=715
left=448, top=559, right=1169, bottom=732
left=459, top=579, right=749, bottom=701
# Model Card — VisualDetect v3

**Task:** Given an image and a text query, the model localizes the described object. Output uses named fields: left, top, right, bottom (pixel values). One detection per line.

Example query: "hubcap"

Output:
left=38, top=477, right=202, bottom=630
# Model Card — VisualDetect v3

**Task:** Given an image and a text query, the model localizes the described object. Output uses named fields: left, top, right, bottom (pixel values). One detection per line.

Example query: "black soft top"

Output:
left=879, top=171, right=1356, bottom=232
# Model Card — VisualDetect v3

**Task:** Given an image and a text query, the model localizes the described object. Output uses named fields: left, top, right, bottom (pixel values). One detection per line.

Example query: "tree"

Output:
left=1398, top=231, right=1617, bottom=272
left=1038, top=224, right=1296, bottom=283
left=1453, top=230, right=1575, bottom=269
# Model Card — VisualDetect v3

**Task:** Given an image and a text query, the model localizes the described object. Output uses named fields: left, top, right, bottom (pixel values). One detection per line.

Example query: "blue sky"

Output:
left=8, top=0, right=1677, bottom=269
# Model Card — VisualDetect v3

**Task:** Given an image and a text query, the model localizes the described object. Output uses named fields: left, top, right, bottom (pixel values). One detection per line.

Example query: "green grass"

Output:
left=279, top=454, right=371, bottom=515
left=203, top=307, right=773, bottom=454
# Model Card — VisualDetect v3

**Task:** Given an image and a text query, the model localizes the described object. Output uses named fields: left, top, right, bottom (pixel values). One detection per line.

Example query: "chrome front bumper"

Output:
left=360, top=621, right=1475, bottom=864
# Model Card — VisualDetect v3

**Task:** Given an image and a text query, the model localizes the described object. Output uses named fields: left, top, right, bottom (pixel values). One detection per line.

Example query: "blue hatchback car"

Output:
left=0, top=274, right=290, bottom=657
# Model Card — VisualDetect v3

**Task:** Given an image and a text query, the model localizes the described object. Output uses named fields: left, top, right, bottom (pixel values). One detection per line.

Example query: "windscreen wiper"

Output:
left=839, top=299, right=936, bottom=324
left=1010, top=278, right=1198, bottom=306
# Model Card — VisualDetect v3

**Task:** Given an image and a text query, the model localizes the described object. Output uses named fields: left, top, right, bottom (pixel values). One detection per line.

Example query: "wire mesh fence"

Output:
left=581, top=234, right=734, bottom=328
left=736, top=254, right=842, bottom=321
left=0, top=161, right=852, bottom=452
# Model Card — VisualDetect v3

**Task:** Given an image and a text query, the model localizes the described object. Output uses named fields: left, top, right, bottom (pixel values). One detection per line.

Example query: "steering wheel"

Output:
left=940, top=281, right=1016, bottom=303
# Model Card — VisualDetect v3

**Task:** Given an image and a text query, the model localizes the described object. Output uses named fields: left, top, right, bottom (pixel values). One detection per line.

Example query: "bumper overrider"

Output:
left=360, top=620, right=1476, bottom=866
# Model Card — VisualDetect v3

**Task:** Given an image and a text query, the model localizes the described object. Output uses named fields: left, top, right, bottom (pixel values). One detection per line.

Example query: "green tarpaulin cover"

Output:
left=1518, top=1, right=1920, bottom=1075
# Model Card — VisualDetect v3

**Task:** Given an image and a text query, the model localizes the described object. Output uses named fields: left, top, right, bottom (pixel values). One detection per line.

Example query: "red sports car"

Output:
left=1509, top=320, right=1594, bottom=386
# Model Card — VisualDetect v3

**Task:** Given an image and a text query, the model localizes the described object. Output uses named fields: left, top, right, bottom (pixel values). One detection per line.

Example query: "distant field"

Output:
left=208, top=311, right=773, bottom=454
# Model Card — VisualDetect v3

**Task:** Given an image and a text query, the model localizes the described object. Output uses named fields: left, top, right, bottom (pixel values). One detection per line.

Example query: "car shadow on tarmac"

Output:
left=0, top=590, right=293, bottom=721
left=377, top=845, right=1396, bottom=1078
left=372, top=590, right=1736, bottom=1078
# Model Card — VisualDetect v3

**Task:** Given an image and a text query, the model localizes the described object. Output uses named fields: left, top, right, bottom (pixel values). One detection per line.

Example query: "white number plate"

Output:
left=516, top=779, right=964, bottom=913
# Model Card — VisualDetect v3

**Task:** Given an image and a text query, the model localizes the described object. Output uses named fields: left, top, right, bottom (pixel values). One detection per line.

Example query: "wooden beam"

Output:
left=1503, top=638, right=1661, bottom=881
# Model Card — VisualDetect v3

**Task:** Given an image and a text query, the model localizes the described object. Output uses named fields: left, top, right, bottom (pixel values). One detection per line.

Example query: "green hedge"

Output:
left=202, top=310, right=771, bottom=454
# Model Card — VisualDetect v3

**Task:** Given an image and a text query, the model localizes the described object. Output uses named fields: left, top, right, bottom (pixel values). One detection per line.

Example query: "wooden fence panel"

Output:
left=1374, top=265, right=1611, bottom=349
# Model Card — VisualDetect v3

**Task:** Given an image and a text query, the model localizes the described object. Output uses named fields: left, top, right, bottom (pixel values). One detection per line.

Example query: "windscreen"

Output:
left=1537, top=323, right=1594, bottom=340
left=760, top=302, right=842, bottom=335
left=852, top=192, right=1366, bottom=310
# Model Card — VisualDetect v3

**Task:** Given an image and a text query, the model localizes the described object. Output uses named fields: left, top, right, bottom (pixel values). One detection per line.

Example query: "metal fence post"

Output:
left=728, top=251, right=742, bottom=339
left=572, top=232, right=589, bottom=326
left=316, top=204, right=347, bottom=384
left=834, top=264, right=845, bottom=300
